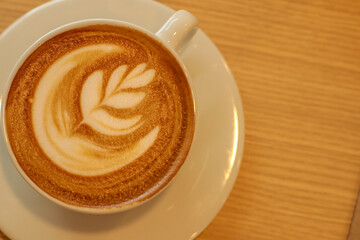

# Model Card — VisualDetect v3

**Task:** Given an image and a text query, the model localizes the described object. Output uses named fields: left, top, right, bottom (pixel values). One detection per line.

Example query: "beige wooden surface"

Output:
left=1, top=0, right=360, bottom=239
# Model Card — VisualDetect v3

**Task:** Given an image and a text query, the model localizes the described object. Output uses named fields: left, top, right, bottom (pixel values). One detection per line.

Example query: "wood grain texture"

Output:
left=1, top=0, right=360, bottom=239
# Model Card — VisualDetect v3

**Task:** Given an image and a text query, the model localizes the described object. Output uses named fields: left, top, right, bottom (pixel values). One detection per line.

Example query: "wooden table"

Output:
left=1, top=0, right=360, bottom=239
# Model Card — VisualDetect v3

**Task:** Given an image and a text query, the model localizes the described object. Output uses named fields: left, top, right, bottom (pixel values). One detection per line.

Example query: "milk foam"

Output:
left=7, top=25, right=195, bottom=207
left=32, top=44, right=159, bottom=176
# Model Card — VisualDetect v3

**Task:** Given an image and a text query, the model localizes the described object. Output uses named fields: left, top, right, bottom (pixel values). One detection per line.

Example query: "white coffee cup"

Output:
left=1, top=10, right=198, bottom=214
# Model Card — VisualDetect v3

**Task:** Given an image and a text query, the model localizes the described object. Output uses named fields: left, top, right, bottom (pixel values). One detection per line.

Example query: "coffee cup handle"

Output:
left=156, top=10, right=198, bottom=53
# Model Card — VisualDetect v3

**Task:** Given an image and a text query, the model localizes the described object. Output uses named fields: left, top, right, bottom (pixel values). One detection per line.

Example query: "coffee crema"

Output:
left=5, top=25, right=195, bottom=208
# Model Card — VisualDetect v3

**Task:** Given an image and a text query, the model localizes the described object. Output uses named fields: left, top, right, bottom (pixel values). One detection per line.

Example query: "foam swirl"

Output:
left=32, top=44, right=159, bottom=176
left=6, top=25, right=195, bottom=208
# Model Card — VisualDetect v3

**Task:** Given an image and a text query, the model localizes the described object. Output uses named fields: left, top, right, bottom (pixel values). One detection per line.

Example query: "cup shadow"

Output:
left=0, top=136, right=166, bottom=234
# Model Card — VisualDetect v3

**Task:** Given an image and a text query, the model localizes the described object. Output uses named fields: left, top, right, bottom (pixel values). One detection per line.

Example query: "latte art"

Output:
left=5, top=25, right=195, bottom=208
left=33, top=45, right=159, bottom=175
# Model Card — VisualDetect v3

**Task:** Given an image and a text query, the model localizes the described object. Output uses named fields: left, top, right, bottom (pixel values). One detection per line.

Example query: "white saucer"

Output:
left=0, top=0, right=244, bottom=239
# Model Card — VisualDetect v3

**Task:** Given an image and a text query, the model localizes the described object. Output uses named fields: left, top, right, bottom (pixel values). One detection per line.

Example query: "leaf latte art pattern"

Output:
left=32, top=45, right=160, bottom=176
left=6, top=25, right=195, bottom=208
left=81, top=63, right=155, bottom=136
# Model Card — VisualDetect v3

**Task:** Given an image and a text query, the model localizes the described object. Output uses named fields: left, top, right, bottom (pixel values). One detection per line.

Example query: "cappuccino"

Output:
left=5, top=25, right=195, bottom=209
